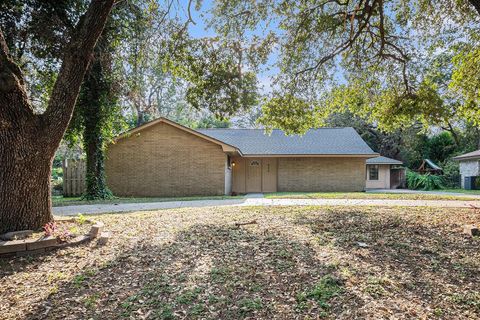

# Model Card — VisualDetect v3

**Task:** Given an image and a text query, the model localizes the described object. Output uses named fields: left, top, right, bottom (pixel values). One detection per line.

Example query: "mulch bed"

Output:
left=1, top=206, right=479, bottom=319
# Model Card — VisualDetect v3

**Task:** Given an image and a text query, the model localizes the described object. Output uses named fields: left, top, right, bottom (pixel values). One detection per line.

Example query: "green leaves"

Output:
left=450, top=47, right=480, bottom=126
left=208, top=0, right=480, bottom=134
left=406, top=170, right=445, bottom=190
left=318, top=77, right=450, bottom=133
left=296, top=275, right=344, bottom=312
left=258, top=94, right=319, bottom=135
left=167, top=37, right=260, bottom=118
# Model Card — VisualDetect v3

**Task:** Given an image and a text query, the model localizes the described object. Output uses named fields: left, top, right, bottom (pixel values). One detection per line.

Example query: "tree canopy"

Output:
left=208, top=0, right=480, bottom=134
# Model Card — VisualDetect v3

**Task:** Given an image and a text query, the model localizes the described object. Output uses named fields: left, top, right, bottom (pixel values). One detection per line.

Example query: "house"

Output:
left=365, top=156, right=404, bottom=189
left=453, top=150, right=480, bottom=188
left=105, top=118, right=379, bottom=196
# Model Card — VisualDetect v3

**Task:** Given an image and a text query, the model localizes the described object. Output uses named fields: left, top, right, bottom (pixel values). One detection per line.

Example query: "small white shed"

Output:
left=453, top=150, right=480, bottom=188
left=366, top=156, right=404, bottom=189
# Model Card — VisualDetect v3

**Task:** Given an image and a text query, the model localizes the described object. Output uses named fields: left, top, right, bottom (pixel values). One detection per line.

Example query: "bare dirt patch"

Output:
left=1, top=206, right=479, bottom=319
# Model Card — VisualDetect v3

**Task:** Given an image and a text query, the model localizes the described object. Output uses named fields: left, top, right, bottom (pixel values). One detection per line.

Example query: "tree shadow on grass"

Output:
left=0, top=243, right=85, bottom=279
left=293, top=208, right=480, bottom=318
left=24, top=223, right=358, bottom=320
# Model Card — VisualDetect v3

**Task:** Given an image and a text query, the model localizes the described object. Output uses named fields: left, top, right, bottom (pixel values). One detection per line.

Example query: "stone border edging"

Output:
left=0, top=219, right=105, bottom=258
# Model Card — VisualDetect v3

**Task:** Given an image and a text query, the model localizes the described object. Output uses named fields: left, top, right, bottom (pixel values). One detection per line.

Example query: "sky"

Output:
left=183, top=0, right=352, bottom=94
left=185, top=0, right=278, bottom=94
left=186, top=0, right=216, bottom=38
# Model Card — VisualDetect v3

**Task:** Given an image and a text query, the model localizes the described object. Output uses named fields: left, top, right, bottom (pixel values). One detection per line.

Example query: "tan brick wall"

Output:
left=105, top=122, right=226, bottom=197
left=278, top=157, right=366, bottom=192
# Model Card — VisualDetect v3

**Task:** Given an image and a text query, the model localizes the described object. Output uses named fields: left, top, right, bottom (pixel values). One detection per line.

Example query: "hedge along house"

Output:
left=105, top=118, right=379, bottom=196
left=365, top=156, right=404, bottom=189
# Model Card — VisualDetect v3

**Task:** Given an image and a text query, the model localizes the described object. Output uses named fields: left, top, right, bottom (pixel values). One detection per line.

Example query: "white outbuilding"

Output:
left=453, top=150, right=480, bottom=189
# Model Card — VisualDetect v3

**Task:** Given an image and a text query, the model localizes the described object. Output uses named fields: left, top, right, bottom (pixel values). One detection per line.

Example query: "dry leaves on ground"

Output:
left=1, top=205, right=479, bottom=319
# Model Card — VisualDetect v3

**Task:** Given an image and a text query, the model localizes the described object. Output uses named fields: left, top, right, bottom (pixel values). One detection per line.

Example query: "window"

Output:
left=250, top=160, right=260, bottom=166
left=369, top=165, right=379, bottom=180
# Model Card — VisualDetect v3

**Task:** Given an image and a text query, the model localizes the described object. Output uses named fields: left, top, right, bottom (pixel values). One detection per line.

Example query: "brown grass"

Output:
left=265, top=191, right=479, bottom=201
left=1, top=206, right=480, bottom=319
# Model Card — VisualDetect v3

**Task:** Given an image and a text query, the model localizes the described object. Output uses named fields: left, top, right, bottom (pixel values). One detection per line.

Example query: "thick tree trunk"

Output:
left=0, top=0, right=114, bottom=233
left=0, top=131, right=54, bottom=233
left=80, top=28, right=114, bottom=200
left=83, top=94, right=111, bottom=199
left=85, top=133, right=109, bottom=199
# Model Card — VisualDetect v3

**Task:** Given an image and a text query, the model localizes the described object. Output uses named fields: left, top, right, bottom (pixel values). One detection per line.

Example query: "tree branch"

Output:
left=0, top=28, right=34, bottom=126
left=292, top=0, right=414, bottom=92
left=42, top=0, right=115, bottom=147
left=0, top=30, right=27, bottom=91
left=295, top=0, right=377, bottom=78
left=468, top=0, right=480, bottom=15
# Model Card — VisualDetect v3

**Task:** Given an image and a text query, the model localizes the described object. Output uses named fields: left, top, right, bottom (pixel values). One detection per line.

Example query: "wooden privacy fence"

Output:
left=62, top=159, right=86, bottom=197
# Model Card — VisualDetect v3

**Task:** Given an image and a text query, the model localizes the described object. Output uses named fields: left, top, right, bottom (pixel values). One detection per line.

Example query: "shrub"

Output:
left=43, top=222, right=57, bottom=237
left=51, top=167, right=63, bottom=195
left=406, top=170, right=445, bottom=190
left=77, top=214, right=87, bottom=225
left=441, top=159, right=461, bottom=188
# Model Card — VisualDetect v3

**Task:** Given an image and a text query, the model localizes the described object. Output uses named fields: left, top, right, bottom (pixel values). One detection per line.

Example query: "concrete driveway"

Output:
left=53, top=197, right=480, bottom=216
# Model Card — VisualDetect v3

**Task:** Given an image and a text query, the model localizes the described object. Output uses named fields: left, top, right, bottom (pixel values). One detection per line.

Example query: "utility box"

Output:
left=464, top=176, right=479, bottom=190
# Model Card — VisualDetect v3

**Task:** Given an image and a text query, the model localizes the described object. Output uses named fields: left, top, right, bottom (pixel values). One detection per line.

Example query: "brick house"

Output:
left=105, top=118, right=382, bottom=196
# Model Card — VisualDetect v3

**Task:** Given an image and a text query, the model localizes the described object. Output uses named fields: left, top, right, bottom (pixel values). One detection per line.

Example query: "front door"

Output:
left=246, top=159, right=262, bottom=192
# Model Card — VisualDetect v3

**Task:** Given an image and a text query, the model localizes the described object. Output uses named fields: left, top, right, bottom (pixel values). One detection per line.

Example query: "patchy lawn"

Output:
left=265, top=191, right=479, bottom=201
left=442, top=188, right=480, bottom=195
left=1, top=206, right=480, bottom=319
left=52, top=195, right=243, bottom=207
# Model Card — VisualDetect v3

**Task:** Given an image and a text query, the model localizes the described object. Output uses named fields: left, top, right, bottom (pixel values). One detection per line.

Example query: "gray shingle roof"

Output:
left=453, top=149, right=480, bottom=161
left=366, top=156, right=403, bottom=165
left=196, top=127, right=377, bottom=156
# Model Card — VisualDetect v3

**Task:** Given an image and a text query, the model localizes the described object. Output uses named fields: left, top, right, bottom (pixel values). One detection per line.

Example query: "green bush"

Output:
left=406, top=170, right=445, bottom=190
left=51, top=167, right=63, bottom=195
left=441, top=159, right=461, bottom=188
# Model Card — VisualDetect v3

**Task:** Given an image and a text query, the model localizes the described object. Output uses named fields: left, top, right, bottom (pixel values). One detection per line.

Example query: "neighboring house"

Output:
left=453, top=150, right=480, bottom=188
left=105, top=118, right=379, bottom=196
left=365, top=156, right=404, bottom=189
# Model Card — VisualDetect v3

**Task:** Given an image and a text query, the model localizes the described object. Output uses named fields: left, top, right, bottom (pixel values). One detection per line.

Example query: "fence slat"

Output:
left=62, top=159, right=86, bottom=197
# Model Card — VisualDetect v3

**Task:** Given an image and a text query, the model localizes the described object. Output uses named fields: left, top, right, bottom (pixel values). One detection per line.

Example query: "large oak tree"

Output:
left=210, top=0, right=480, bottom=133
left=0, top=0, right=115, bottom=233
